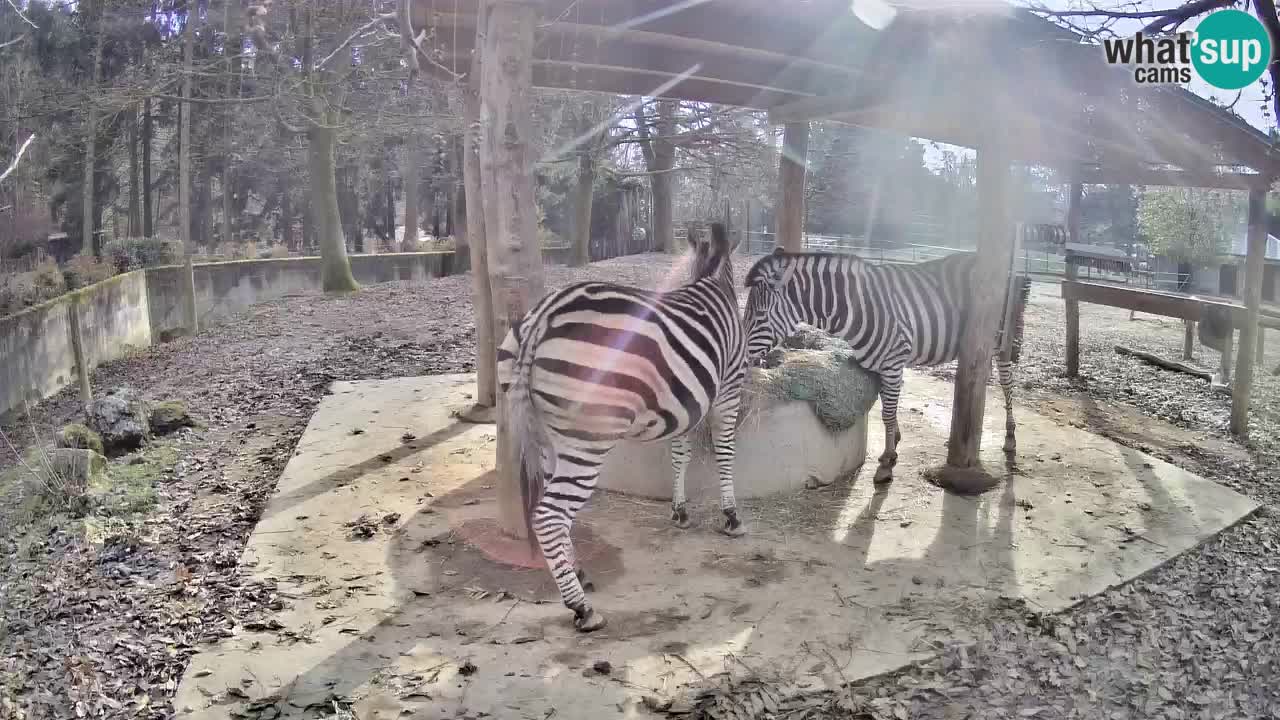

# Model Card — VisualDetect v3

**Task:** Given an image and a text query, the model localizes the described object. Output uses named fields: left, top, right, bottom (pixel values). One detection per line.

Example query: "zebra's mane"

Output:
left=744, top=249, right=868, bottom=287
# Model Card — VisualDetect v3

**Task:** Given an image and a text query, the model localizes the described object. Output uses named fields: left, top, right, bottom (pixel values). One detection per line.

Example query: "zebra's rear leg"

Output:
left=532, top=472, right=606, bottom=632
left=670, top=435, right=694, bottom=529
left=710, top=395, right=745, bottom=537
left=874, top=370, right=904, bottom=484
left=996, top=359, right=1017, bottom=455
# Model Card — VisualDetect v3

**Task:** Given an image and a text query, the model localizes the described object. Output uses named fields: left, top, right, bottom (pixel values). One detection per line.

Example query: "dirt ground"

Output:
left=2, top=254, right=1279, bottom=719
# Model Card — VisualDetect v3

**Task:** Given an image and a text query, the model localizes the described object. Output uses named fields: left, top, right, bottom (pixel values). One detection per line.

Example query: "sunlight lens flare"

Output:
left=850, top=0, right=897, bottom=30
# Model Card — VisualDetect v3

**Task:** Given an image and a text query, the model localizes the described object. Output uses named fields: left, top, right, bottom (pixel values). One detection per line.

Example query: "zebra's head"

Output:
left=688, top=221, right=738, bottom=291
left=743, top=249, right=801, bottom=361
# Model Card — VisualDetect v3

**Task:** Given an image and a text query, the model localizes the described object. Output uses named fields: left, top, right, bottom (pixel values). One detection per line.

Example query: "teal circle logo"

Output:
left=1192, top=9, right=1272, bottom=90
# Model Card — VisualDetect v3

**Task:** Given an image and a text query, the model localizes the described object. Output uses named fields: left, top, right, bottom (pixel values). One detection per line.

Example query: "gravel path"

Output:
left=2, top=253, right=1278, bottom=719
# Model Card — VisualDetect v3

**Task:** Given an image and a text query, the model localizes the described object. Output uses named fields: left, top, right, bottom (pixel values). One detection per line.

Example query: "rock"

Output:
left=55, top=423, right=104, bottom=455
left=150, top=400, right=195, bottom=435
left=87, top=389, right=151, bottom=455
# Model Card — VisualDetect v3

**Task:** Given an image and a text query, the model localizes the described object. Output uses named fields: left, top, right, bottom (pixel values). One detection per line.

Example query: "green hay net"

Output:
left=743, top=324, right=881, bottom=434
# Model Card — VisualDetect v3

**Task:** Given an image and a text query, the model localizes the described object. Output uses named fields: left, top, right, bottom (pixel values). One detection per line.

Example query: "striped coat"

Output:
left=743, top=249, right=1030, bottom=483
left=496, top=223, right=747, bottom=632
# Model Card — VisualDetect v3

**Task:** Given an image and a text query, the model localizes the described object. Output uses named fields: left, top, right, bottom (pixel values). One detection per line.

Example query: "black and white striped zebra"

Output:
left=496, top=222, right=747, bottom=632
left=742, top=249, right=1031, bottom=484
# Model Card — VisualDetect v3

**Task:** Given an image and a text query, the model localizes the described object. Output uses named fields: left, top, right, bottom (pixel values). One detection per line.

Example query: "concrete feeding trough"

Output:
left=597, top=326, right=881, bottom=500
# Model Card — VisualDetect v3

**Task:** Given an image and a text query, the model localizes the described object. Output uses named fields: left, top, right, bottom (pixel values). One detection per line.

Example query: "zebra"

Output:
left=496, top=222, right=747, bottom=633
left=742, top=248, right=1032, bottom=484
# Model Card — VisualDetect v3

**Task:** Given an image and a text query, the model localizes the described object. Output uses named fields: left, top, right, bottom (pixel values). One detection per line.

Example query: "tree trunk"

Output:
left=443, top=132, right=458, bottom=238
left=403, top=143, right=420, bottom=251
left=142, top=96, right=153, bottom=238
left=310, top=122, right=359, bottom=291
left=197, top=165, right=214, bottom=249
left=634, top=100, right=676, bottom=253
left=128, top=105, right=141, bottom=238
left=651, top=170, right=673, bottom=253
left=339, top=164, right=361, bottom=253
left=221, top=0, right=240, bottom=247
left=81, top=0, right=106, bottom=255
left=464, top=70, right=496, bottom=411
left=571, top=144, right=595, bottom=267
left=777, top=122, right=810, bottom=252
left=383, top=155, right=394, bottom=254
left=301, top=197, right=313, bottom=251
left=478, top=0, right=544, bottom=538
left=451, top=133, right=468, bottom=264
left=179, top=4, right=194, bottom=253
left=280, top=174, right=294, bottom=249
left=179, top=3, right=198, bottom=333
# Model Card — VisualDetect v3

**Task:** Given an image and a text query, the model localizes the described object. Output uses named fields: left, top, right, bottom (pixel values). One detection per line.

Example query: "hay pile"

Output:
left=743, top=324, right=881, bottom=434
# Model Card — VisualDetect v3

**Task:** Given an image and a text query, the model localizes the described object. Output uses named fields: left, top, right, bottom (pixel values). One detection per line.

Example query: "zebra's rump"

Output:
left=508, top=281, right=733, bottom=442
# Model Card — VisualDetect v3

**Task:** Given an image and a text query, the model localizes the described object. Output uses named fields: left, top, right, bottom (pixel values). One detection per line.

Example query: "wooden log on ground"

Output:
left=1114, top=345, right=1212, bottom=382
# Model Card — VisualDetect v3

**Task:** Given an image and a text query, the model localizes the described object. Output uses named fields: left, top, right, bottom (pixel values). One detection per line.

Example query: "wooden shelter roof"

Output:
left=416, top=0, right=1280, bottom=187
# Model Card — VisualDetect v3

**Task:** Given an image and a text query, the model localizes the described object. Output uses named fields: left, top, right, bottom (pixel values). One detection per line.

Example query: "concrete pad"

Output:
left=597, top=399, right=869, bottom=500
left=173, top=371, right=1259, bottom=720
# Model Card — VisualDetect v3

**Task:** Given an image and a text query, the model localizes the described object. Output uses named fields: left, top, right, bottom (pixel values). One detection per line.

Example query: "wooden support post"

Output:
left=461, top=12, right=497, bottom=419
left=182, top=255, right=198, bottom=334
left=66, top=298, right=92, bottom=408
left=1221, top=327, right=1235, bottom=384
left=478, top=0, right=545, bottom=539
left=1183, top=319, right=1195, bottom=360
left=946, top=141, right=1012, bottom=476
left=1064, top=182, right=1082, bottom=377
left=777, top=122, right=809, bottom=252
left=1230, top=187, right=1269, bottom=436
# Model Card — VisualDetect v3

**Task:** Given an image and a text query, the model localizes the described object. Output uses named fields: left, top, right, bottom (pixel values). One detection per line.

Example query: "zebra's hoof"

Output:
left=720, top=510, right=746, bottom=537
left=574, top=608, right=607, bottom=633
left=873, top=468, right=895, bottom=485
left=1002, top=437, right=1016, bottom=454
left=575, top=568, right=595, bottom=593
left=672, top=505, right=693, bottom=529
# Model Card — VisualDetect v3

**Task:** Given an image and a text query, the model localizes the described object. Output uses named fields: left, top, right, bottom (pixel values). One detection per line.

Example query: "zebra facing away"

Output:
left=742, top=248, right=1032, bottom=484
left=496, top=222, right=748, bottom=632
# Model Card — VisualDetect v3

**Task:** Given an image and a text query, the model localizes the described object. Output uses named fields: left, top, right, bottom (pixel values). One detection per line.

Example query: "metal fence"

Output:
left=741, top=231, right=1194, bottom=289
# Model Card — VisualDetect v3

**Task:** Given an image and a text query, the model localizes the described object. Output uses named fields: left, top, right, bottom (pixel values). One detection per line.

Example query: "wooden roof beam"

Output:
left=427, top=11, right=864, bottom=81
left=1062, top=167, right=1274, bottom=190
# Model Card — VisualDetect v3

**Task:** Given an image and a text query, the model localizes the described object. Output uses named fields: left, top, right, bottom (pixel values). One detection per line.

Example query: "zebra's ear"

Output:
left=770, top=259, right=797, bottom=290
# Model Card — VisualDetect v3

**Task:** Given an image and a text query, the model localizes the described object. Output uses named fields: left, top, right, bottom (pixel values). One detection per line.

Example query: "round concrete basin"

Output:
left=596, top=397, right=870, bottom=501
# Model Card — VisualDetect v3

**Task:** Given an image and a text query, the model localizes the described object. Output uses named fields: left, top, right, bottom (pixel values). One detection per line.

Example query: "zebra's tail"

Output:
left=503, top=312, right=551, bottom=558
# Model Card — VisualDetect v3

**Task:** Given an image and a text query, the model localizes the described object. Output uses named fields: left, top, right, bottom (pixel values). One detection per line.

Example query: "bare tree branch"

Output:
left=0, top=34, right=27, bottom=50
left=1249, top=0, right=1280, bottom=123
left=0, top=132, right=35, bottom=183
left=5, top=0, right=36, bottom=29
left=316, top=11, right=396, bottom=70
left=1141, top=0, right=1235, bottom=33
left=1036, top=5, right=1206, bottom=20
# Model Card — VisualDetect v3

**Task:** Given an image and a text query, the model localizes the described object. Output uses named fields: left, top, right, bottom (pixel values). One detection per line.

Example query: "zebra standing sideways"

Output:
left=742, top=248, right=1032, bottom=484
left=496, top=223, right=748, bottom=633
